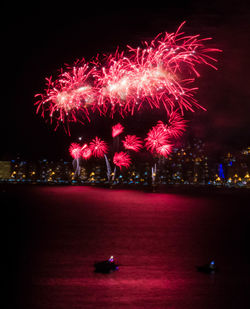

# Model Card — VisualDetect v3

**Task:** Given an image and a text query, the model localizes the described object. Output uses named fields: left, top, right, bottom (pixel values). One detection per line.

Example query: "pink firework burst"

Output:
left=156, top=110, right=187, bottom=138
left=126, top=21, right=221, bottom=113
left=156, top=143, right=173, bottom=158
left=69, top=143, right=82, bottom=159
left=89, top=137, right=108, bottom=158
left=81, top=144, right=92, bottom=159
left=35, top=59, right=96, bottom=132
left=112, top=123, right=124, bottom=138
left=36, top=23, right=220, bottom=130
left=122, top=135, right=143, bottom=152
left=113, top=151, right=131, bottom=169
left=145, top=125, right=169, bottom=153
left=94, top=53, right=135, bottom=116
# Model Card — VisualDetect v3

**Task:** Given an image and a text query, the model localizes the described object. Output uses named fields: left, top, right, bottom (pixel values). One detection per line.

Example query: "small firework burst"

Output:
left=113, top=151, right=131, bottom=169
left=89, top=137, right=108, bottom=158
left=145, top=125, right=169, bottom=153
left=81, top=144, right=92, bottom=159
left=156, top=110, right=187, bottom=138
left=112, top=123, right=124, bottom=138
left=156, top=143, right=173, bottom=158
left=69, top=143, right=82, bottom=159
left=122, top=135, right=143, bottom=152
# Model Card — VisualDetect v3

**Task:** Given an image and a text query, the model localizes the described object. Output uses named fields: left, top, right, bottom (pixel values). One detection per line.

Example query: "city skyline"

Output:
left=1, top=139, right=249, bottom=189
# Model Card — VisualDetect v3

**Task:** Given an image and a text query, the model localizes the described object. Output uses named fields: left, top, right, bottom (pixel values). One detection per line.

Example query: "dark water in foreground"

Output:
left=4, top=185, right=250, bottom=308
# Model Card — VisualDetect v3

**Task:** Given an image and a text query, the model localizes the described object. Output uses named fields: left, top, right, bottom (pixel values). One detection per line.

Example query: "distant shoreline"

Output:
left=1, top=182, right=249, bottom=197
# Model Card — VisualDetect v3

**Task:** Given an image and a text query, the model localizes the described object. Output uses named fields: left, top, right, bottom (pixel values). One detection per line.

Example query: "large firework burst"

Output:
left=35, top=23, right=220, bottom=132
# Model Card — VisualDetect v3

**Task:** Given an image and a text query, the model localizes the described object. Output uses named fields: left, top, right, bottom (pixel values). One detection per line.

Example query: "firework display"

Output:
left=145, top=125, right=169, bottom=154
left=69, top=143, right=82, bottom=159
left=68, top=111, right=186, bottom=182
left=37, top=23, right=221, bottom=183
left=81, top=144, right=92, bottom=160
left=113, top=152, right=131, bottom=169
left=35, top=59, right=97, bottom=133
left=156, top=110, right=187, bottom=138
left=69, top=143, right=82, bottom=176
left=35, top=23, right=220, bottom=131
left=112, top=123, right=124, bottom=138
left=89, top=137, right=108, bottom=158
left=122, top=135, right=143, bottom=152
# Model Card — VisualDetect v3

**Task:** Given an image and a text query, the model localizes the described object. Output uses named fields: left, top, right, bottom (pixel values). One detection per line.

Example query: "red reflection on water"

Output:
left=10, top=186, right=250, bottom=309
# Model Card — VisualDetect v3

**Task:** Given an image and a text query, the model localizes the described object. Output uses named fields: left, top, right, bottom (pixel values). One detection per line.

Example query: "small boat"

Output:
left=196, top=261, right=218, bottom=274
left=94, top=256, right=119, bottom=273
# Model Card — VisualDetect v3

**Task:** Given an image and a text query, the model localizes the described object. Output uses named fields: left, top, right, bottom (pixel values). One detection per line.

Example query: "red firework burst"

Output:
left=69, top=143, right=82, bottom=159
left=156, top=143, right=173, bottom=158
left=89, top=137, right=108, bottom=158
left=81, top=144, right=92, bottom=159
left=94, top=54, right=135, bottom=116
left=122, top=135, right=143, bottom=152
left=145, top=125, right=169, bottom=153
left=35, top=59, right=96, bottom=132
left=36, top=23, right=221, bottom=131
left=156, top=110, right=187, bottom=138
left=113, top=151, right=131, bottom=169
left=125, top=21, right=220, bottom=113
left=95, top=22, right=220, bottom=117
left=112, top=123, right=124, bottom=138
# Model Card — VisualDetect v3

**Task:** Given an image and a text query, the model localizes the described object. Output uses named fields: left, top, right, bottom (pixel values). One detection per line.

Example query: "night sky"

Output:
left=2, top=1, right=250, bottom=160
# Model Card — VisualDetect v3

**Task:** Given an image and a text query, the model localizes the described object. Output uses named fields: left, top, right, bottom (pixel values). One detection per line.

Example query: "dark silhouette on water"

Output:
left=196, top=261, right=218, bottom=274
left=94, top=256, right=119, bottom=273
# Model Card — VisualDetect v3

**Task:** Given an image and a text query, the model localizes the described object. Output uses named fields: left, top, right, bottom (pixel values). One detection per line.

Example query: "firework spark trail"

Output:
left=69, top=143, right=82, bottom=176
left=112, top=165, right=117, bottom=182
left=152, top=163, right=157, bottom=184
left=104, top=154, right=111, bottom=182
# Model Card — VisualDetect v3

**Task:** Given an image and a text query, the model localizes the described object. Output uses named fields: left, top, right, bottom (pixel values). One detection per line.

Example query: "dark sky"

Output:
left=2, top=1, right=250, bottom=160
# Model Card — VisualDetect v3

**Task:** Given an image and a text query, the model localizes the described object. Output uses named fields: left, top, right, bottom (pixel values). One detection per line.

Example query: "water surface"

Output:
left=5, top=185, right=250, bottom=308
